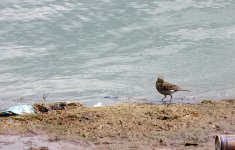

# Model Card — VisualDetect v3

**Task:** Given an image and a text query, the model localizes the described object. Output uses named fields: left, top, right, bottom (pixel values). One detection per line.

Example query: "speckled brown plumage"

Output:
left=156, top=76, right=190, bottom=101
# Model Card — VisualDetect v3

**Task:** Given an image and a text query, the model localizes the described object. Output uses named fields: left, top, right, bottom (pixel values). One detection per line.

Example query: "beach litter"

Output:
left=215, top=134, right=235, bottom=150
left=93, top=102, right=102, bottom=107
left=0, top=105, right=34, bottom=117
left=0, top=102, right=82, bottom=117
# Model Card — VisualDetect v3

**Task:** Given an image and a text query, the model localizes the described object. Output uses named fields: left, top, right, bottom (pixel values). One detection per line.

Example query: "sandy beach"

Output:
left=0, top=99, right=234, bottom=150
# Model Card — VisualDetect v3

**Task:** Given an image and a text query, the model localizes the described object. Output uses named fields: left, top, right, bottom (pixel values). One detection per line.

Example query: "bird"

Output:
left=156, top=76, right=191, bottom=101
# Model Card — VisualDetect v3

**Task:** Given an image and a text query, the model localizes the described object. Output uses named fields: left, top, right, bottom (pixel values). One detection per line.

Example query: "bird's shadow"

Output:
left=143, top=99, right=175, bottom=105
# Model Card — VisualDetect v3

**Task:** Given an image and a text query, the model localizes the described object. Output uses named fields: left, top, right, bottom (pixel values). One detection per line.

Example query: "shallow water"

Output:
left=0, top=0, right=235, bottom=108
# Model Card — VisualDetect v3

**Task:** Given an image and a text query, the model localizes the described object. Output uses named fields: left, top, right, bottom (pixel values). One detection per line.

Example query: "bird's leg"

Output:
left=161, top=95, right=166, bottom=101
left=169, top=94, right=173, bottom=102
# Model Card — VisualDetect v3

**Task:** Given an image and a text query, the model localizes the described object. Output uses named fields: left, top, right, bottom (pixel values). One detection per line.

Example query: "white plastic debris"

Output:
left=93, top=102, right=102, bottom=107
left=5, top=105, right=35, bottom=115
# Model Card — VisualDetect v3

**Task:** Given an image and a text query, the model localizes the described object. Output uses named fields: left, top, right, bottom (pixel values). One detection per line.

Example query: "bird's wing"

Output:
left=162, top=82, right=181, bottom=91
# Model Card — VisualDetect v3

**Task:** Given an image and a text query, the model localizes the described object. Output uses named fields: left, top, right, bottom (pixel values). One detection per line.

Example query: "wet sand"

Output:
left=0, top=99, right=234, bottom=150
left=0, top=134, right=95, bottom=150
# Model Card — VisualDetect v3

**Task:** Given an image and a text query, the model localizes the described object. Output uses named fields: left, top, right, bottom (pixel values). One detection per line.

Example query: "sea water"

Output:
left=0, top=0, right=235, bottom=108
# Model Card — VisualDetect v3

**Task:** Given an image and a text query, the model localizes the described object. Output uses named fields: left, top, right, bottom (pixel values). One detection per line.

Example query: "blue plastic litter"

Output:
left=5, top=105, right=35, bottom=115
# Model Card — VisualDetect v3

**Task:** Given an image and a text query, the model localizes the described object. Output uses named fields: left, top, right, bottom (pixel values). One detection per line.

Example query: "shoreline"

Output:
left=0, top=99, right=234, bottom=149
left=1, top=88, right=235, bottom=109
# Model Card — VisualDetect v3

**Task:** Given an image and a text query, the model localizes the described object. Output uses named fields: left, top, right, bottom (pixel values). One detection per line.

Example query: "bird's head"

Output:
left=157, top=76, right=164, bottom=83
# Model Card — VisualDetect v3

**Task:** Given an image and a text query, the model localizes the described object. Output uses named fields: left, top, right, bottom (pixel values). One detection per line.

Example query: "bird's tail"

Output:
left=180, top=89, right=191, bottom=92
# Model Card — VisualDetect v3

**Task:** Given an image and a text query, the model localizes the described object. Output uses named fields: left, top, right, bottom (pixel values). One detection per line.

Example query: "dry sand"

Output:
left=0, top=99, right=234, bottom=150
